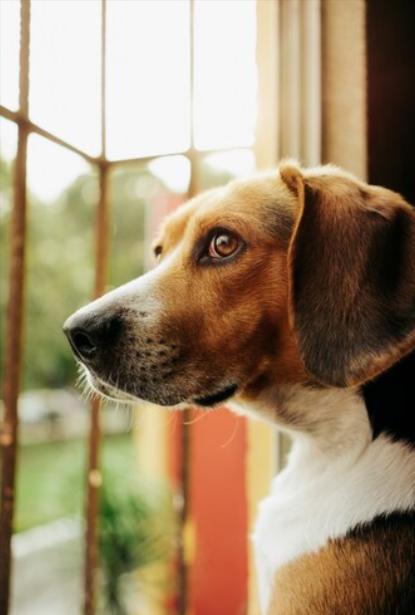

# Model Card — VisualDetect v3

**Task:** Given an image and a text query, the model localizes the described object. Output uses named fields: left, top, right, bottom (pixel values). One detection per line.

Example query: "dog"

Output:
left=64, top=162, right=415, bottom=614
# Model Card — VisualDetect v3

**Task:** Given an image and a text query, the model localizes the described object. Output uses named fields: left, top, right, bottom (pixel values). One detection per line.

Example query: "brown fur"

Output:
left=284, top=163, right=415, bottom=388
left=268, top=513, right=415, bottom=615
left=149, top=174, right=310, bottom=404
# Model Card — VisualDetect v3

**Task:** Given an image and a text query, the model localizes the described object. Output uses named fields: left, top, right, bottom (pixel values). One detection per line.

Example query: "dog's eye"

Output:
left=154, top=246, right=162, bottom=259
left=208, top=232, right=239, bottom=259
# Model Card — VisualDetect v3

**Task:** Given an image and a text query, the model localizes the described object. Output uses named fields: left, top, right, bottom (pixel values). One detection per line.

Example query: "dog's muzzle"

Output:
left=63, top=301, right=239, bottom=407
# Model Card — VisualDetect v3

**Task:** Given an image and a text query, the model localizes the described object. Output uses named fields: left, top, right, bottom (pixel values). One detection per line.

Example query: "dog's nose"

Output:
left=66, top=327, right=98, bottom=360
left=63, top=311, right=122, bottom=363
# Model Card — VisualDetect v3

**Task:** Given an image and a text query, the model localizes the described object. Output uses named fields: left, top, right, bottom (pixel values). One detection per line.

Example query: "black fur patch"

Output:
left=361, top=349, right=415, bottom=448
left=344, top=511, right=415, bottom=615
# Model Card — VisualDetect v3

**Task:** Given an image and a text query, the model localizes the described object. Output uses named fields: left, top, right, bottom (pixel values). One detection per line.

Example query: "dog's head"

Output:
left=64, top=163, right=415, bottom=412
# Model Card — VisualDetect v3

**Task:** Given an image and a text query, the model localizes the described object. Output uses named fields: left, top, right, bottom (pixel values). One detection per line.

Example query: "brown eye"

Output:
left=208, top=232, right=239, bottom=258
left=154, top=246, right=162, bottom=259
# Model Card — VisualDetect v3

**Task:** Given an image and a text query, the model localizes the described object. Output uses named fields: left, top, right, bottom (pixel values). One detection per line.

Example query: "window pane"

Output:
left=25, top=134, right=96, bottom=391
left=0, top=118, right=18, bottom=195
left=30, top=0, right=101, bottom=156
left=109, top=156, right=189, bottom=284
left=106, top=1, right=191, bottom=160
left=27, top=133, right=90, bottom=204
left=5, top=135, right=96, bottom=613
left=194, top=0, right=257, bottom=151
left=198, top=149, right=256, bottom=192
left=0, top=0, right=20, bottom=111
left=148, top=155, right=191, bottom=197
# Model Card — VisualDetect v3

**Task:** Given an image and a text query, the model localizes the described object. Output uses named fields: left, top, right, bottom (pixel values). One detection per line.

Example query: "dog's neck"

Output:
left=235, top=384, right=371, bottom=467
left=235, top=349, right=415, bottom=463
left=249, top=380, right=415, bottom=615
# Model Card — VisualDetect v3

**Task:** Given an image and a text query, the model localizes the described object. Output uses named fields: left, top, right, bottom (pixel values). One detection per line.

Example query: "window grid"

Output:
left=0, top=0, right=252, bottom=613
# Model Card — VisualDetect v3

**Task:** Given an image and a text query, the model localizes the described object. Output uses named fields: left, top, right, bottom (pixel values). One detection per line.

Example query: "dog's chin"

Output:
left=82, top=367, right=238, bottom=409
left=86, top=372, right=139, bottom=405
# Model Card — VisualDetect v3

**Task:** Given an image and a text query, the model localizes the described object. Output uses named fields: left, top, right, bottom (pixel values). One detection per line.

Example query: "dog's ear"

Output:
left=281, top=162, right=415, bottom=387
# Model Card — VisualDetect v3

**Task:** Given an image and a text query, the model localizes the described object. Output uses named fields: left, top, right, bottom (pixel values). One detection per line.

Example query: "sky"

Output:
left=0, top=0, right=257, bottom=202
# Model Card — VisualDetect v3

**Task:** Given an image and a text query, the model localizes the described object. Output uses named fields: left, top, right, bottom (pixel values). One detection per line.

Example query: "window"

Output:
left=0, top=2, right=258, bottom=614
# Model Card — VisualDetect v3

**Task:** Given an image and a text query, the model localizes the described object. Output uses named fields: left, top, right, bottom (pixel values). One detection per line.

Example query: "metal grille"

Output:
left=0, top=1, right=209, bottom=613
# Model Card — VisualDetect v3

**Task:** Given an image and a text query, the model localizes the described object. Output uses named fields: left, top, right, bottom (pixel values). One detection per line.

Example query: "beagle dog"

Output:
left=64, top=162, right=415, bottom=615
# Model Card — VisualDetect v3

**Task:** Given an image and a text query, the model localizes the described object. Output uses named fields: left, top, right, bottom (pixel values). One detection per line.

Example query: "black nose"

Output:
left=63, top=311, right=122, bottom=363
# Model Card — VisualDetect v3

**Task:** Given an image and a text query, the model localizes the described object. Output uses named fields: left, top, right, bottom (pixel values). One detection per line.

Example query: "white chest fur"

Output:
left=240, top=387, right=415, bottom=614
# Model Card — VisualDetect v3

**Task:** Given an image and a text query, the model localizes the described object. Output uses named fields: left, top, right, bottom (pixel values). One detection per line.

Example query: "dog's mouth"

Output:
left=85, top=370, right=139, bottom=403
left=83, top=364, right=238, bottom=409
left=193, top=383, right=238, bottom=407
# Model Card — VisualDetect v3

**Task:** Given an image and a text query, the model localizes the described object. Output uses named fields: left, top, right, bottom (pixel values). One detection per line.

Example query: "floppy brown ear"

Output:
left=282, top=163, right=415, bottom=387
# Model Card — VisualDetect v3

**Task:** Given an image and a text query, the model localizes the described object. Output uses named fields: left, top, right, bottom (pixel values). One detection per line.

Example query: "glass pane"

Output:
left=24, top=134, right=97, bottom=391
left=7, top=135, right=98, bottom=613
left=149, top=155, right=191, bottom=197
left=198, top=149, right=256, bottom=192
left=27, top=133, right=90, bottom=204
left=0, top=0, right=20, bottom=111
left=24, top=134, right=96, bottom=390
left=30, top=0, right=101, bottom=156
left=106, top=1, right=191, bottom=160
left=109, top=156, right=189, bottom=285
left=0, top=118, right=18, bottom=202
left=194, top=0, right=257, bottom=151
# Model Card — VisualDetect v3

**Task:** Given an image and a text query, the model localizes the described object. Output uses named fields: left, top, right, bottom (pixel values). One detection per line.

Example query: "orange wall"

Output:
left=170, top=409, right=248, bottom=615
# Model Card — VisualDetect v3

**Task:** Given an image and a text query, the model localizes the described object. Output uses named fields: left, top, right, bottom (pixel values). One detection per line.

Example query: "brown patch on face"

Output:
left=152, top=197, right=201, bottom=259
left=268, top=513, right=415, bottom=615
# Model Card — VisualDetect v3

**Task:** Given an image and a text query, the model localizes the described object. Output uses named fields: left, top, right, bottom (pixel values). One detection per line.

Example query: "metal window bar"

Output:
left=0, top=0, right=239, bottom=613
left=0, top=1, right=31, bottom=613
left=83, top=2, right=108, bottom=612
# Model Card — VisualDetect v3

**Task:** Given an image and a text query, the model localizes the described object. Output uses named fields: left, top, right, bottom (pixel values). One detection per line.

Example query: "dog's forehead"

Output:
left=158, top=187, right=224, bottom=248
left=159, top=174, right=297, bottom=248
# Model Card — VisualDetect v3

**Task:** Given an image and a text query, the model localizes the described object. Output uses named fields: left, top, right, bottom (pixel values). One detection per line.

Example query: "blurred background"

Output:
left=0, top=1, right=414, bottom=615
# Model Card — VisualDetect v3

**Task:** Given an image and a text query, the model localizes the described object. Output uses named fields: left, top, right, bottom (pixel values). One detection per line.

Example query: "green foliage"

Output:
left=0, top=158, right=97, bottom=390
left=15, top=437, right=85, bottom=531
left=14, top=433, right=136, bottom=532
left=99, top=470, right=175, bottom=615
